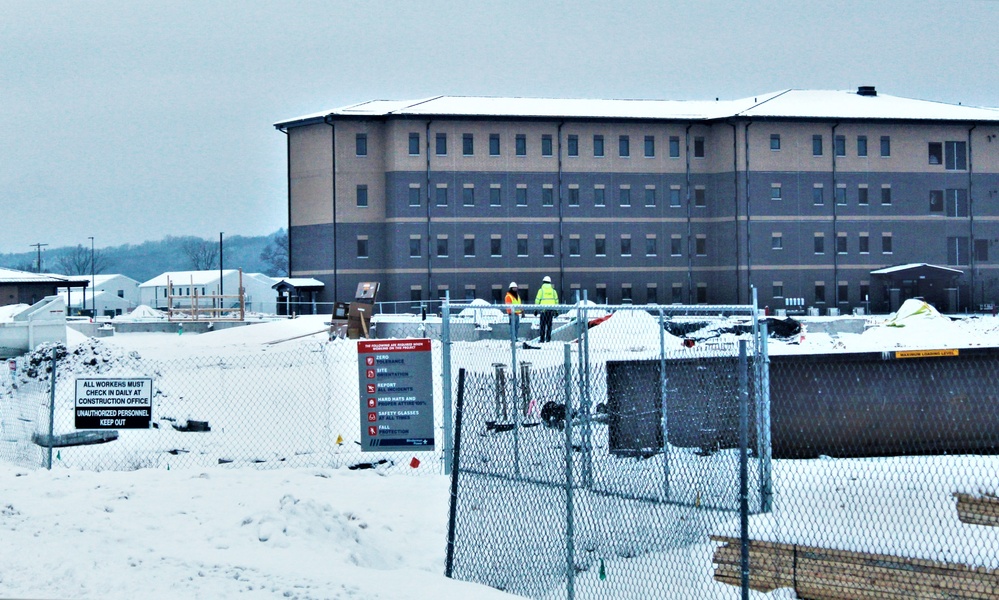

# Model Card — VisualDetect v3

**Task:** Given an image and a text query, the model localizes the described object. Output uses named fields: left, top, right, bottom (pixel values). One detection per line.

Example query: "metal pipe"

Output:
left=685, top=124, right=693, bottom=303
left=831, top=122, right=840, bottom=310
left=425, top=120, right=433, bottom=298
left=443, top=367, right=467, bottom=578
left=563, top=342, right=576, bottom=600
left=969, top=124, right=977, bottom=306
left=442, top=292, right=453, bottom=474
left=738, top=339, right=750, bottom=600
left=557, top=121, right=565, bottom=299
left=323, top=115, right=339, bottom=303
left=730, top=121, right=741, bottom=304
left=744, top=122, right=753, bottom=299
left=46, top=347, right=57, bottom=470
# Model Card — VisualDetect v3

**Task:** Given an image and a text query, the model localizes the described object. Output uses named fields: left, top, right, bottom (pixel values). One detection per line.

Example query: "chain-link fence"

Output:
left=441, top=302, right=999, bottom=599
left=0, top=337, right=446, bottom=473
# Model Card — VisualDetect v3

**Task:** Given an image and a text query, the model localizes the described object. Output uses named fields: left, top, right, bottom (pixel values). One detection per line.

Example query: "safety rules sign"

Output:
left=357, top=339, right=434, bottom=451
left=75, top=378, right=153, bottom=429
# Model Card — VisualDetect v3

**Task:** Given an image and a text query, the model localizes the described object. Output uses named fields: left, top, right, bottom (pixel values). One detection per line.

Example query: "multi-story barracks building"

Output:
left=274, top=87, right=999, bottom=314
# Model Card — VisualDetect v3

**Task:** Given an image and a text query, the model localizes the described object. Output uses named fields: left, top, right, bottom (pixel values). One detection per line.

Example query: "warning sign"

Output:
left=75, top=378, right=153, bottom=429
left=895, top=349, right=959, bottom=359
left=357, top=339, right=434, bottom=451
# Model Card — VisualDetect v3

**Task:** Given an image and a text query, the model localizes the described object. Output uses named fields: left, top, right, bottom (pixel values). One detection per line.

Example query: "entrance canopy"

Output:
left=871, top=263, right=963, bottom=313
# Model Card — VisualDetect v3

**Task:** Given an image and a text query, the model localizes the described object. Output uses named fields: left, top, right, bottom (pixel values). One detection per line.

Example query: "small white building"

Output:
left=57, top=274, right=141, bottom=317
left=139, top=270, right=278, bottom=314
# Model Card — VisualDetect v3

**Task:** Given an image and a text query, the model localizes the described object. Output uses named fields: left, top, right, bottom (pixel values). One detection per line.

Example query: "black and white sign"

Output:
left=75, top=378, right=153, bottom=429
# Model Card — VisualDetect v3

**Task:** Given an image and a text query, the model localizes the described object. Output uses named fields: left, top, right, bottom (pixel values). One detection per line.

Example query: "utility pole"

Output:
left=219, top=232, right=224, bottom=302
left=89, top=236, right=95, bottom=319
left=31, top=243, right=48, bottom=273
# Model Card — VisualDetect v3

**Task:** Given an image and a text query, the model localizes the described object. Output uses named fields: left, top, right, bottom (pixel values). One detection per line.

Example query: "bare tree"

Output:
left=182, top=239, right=219, bottom=271
left=55, top=245, right=111, bottom=275
left=259, top=231, right=289, bottom=276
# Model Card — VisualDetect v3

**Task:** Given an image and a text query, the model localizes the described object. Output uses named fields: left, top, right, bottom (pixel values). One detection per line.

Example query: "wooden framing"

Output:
left=711, top=535, right=999, bottom=599
left=166, top=270, right=245, bottom=322
left=954, top=492, right=999, bottom=528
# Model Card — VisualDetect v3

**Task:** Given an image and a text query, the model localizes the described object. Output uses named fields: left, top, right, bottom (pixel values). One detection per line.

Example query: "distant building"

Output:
left=0, top=268, right=87, bottom=307
left=275, top=87, right=999, bottom=313
left=139, top=270, right=279, bottom=314
left=57, top=274, right=141, bottom=317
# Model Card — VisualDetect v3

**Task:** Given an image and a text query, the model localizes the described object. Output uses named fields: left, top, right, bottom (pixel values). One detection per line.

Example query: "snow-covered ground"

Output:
left=0, top=301, right=997, bottom=599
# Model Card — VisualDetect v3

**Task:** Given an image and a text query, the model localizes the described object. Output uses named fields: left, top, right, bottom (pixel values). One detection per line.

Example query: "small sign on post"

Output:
left=357, top=339, right=434, bottom=451
left=75, top=378, right=153, bottom=429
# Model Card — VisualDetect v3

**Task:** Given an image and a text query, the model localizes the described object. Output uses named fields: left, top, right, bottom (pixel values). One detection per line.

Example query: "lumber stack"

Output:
left=711, top=535, right=999, bottom=599
left=954, top=492, right=999, bottom=527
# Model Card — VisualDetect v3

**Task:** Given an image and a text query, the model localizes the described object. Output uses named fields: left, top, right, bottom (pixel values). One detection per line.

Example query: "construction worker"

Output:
left=505, top=282, right=522, bottom=339
left=535, top=275, right=559, bottom=343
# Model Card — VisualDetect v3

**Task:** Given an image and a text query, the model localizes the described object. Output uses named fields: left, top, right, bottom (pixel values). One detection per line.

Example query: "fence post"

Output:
left=520, top=362, right=532, bottom=420
left=442, top=292, right=453, bottom=475
left=444, top=368, right=467, bottom=578
left=738, top=339, right=750, bottom=600
left=563, top=343, right=576, bottom=600
left=757, top=321, right=773, bottom=513
left=510, top=303, right=521, bottom=478
left=580, top=291, right=592, bottom=488
left=46, top=346, right=57, bottom=470
left=659, top=307, right=670, bottom=500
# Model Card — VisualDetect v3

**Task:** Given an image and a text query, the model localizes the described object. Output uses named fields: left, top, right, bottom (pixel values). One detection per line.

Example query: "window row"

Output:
left=774, top=281, right=872, bottom=305
left=374, top=234, right=709, bottom=259
left=399, top=132, right=705, bottom=159
left=410, top=283, right=705, bottom=305
left=771, top=232, right=894, bottom=255
left=771, top=182, right=892, bottom=206
left=769, top=134, right=892, bottom=158
left=393, top=183, right=708, bottom=208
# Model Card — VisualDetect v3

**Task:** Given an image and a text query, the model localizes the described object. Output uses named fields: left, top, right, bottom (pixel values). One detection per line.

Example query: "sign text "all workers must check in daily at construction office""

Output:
left=75, top=378, right=153, bottom=429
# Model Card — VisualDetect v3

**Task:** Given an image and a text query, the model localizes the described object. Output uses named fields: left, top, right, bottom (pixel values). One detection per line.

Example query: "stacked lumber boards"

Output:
left=711, top=535, right=999, bottom=599
left=954, top=492, right=999, bottom=528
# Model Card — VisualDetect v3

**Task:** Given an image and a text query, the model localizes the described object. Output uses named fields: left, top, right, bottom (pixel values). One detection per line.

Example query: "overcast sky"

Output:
left=3, top=0, right=998, bottom=255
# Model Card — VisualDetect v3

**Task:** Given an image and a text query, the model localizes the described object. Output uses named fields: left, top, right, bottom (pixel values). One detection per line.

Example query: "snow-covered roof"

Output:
left=273, top=277, right=324, bottom=289
left=870, top=263, right=964, bottom=275
left=140, top=270, right=240, bottom=288
left=276, top=88, right=999, bottom=128
left=0, top=268, right=83, bottom=285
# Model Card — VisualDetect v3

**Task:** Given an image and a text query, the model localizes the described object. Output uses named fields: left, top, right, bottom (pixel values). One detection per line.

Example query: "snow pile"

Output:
left=0, top=304, right=28, bottom=322
left=456, top=298, right=504, bottom=326
left=586, top=310, right=684, bottom=354
left=857, top=299, right=965, bottom=351
left=114, top=305, right=165, bottom=321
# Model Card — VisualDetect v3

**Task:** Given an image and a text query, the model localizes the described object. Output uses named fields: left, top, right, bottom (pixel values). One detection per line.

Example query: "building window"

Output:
left=945, top=141, right=968, bottom=170
left=408, top=133, right=420, bottom=155
left=462, top=186, right=475, bottom=207
left=771, top=233, right=783, bottom=250
left=696, top=284, right=707, bottom=303
left=645, top=236, right=657, bottom=256
left=543, top=237, right=555, bottom=257
left=464, top=287, right=476, bottom=302
left=356, top=133, right=368, bottom=156
left=491, top=287, right=503, bottom=303
left=881, top=186, right=892, bottom=205
left=773, top=282, right=784, bottom=298
left=975, top=239, right=989, bottom=262
left=859, top=234, right=870, bottom=254
left=595, top=236, right=606, bottom=256
left=621, top=285, right=632, bottom=303
left=462, top=133, right=474, bottom=156
left=838, top=283, right=849, bottom=303
left=436, top=186, right=448, bottom=206
left=644, top=187, right=656, bottom=207
left=857, top=135, right=868, bottom=157
left=669, top=136, right=680, bottom=158
left=695, top=236, right=706, bottom=256
left=814, top=234, right=825, bottom=254
left=595, top=286, right=607, bottom=304
left=357, top=237, right=368, bottom=258
left=693, top=137, right=705, bottom=158
left=619, top=135, right=630, bottom=158
left=515, top=134, right=527, bottom=156
left=408, top=186, right=421, bottom=207
left=567, top=134, right=578, bottom=157
left=671, top=236, right=682, bottom=256
left=771, top=184, right=782, bottom=200
left=436, top=237, right=448, bottom=258
left=672, top=284, right=683, bottom=303
left=813, top=185, right=824, bottom=205
left=644, top=135, right=655, bottom=158
left=542, top=187, right=554, bottom=207
left=928, top=142, right=943, bottom=165
left=619, top=187, right=631, bottom=207
left=620, top=236, right=632, bottom=256
left=770, top=134, right=781, bottom=151
left=464, top=237, right=475, bottom=257
left=670, top=187, right=681, bottom=207
left=516, top=187, right=528, bottom=207
left=815, top=282, right=826, bottom=304
left=694, top=187, right=706, bottom=207
left=593, top=135, right=604, bottom=157
left=647, top=284, right=657, bottom=304
left=882, top=233, right=893, bottom=254
left=517, top=237, right=528, bottom=257
left=568, top=187, right=580, bottom=207
left=490, top=237, right=502, bottom=257
left=929, top=189, right=944, bottom=212
left=542, top=135, right=553, bottom=157
left=435, top=133, right=447, bottom=156
left=812, top=134, right=823, bottom=156
left=489, top=133, right=500, bottom=156
left=569, top=237, right=580, bottom=257
left=409, top=237, right=421, bottom=258
left=837, top=233, right=847, bottom=254
left=834, top=135, right=846, bottom=157
left=858, top=186, right=869, bottom=206
left=880, top=135, right=891, bottom=157
left=835, top=185, right=847, bottom=205
left=946, top=189, right=969, bottom=217
left=356, top=185, right=368, bottom=207
left=411, top=287, right=422, bottom=306
left=490, top=186, right=502, bottom=206
left=594, top=187, right=605, bottom=207
left=948, top=236, right=970, bottom=265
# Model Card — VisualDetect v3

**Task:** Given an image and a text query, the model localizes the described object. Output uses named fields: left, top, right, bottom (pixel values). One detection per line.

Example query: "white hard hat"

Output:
left=509, top=281, right=518, bottom=289
left=543, top=276, right=551, bottom=283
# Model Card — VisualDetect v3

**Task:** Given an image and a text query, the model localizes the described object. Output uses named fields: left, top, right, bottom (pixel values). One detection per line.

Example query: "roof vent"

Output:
left=857, top=86, right=877, bottom=97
